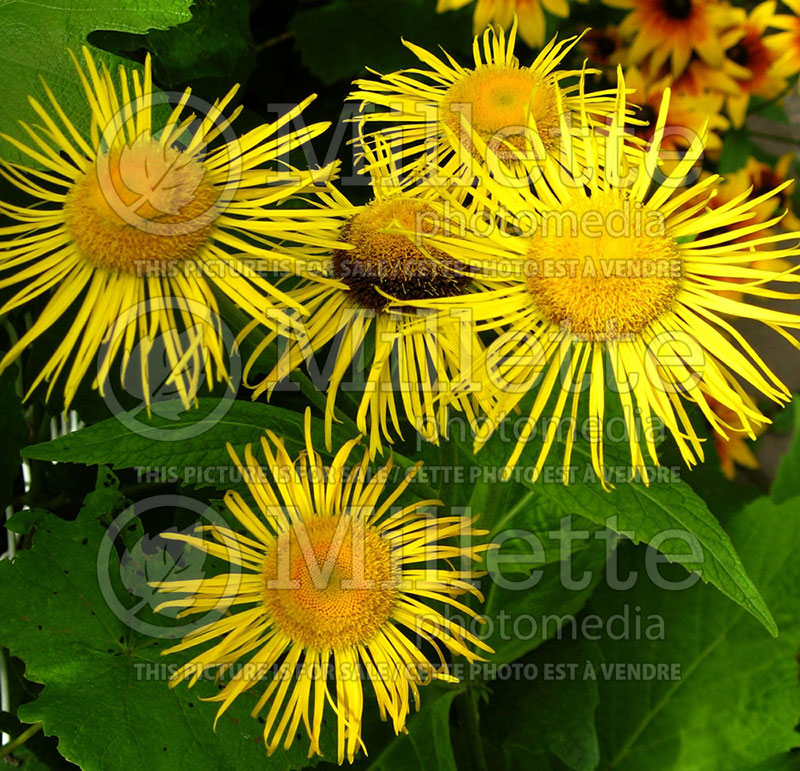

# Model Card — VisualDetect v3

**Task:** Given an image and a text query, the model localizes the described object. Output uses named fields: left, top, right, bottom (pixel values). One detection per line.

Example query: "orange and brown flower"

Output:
left=767, top=0, right=800, bottom=78
left=718, top=1, right=790, bottom=126
left=607, top=0, right=743, bottom=78
left=624, top=66, right=728, bottom=155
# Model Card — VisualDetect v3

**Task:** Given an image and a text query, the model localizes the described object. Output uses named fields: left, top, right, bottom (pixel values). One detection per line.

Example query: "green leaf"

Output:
left=291, top=0, right=472, bottom=86
left=482, top=640, right=602, bottom=771
left=773, top=398, right=800, bottom=504
left=419, top=439, right=610, bottom=663
left=585, top=495, right=800, bottom=769
left=0, top=493, right=326, bottom=769
left=0, top=0, right=192, bottom=165
left=358, top=686, right=462, bottom=770
left=473, top=411, right=777, bottom=636
left=22, top=398, right=342, bottom=472
left=141, top=0, right=255, bottom=87
left=22, top=398, right=428, bottom=493
left=5, top=508, right=49, bottom=536
left=481, top=517, right=609, bottom=663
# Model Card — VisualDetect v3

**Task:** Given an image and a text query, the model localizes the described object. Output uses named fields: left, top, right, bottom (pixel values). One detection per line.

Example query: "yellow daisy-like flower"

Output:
left=624, top=66, right=728, bottom=155
left=397, top=81, right=800, bottom=486
left=436, top=0, right=570, bottom=49
left=680, top=157, right=795, bottom=304
left=349, top=23, right=618, bottom=187
left=717, top=1, right=788, bottom=127
left=580, top=27, right=626, bottom=68
left=712, top=154, right=795, bottom=225
left=670, top=55, right=746, bottom=103
left=243, top=142, right=489, bottom=457
left=767, top=0, right=800, bottom=78
left=0, top=48, right=334, bottom=409
left=608, top=0, right=744, bottom=78
left=153, top=411, right=491, bottom=763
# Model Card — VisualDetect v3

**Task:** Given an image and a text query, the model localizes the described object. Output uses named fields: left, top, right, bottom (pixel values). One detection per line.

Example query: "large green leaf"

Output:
left=482, top=640, right=603, bottom=771
left=0, top=0, right=192, bottom=165
left=356, top=687, right=462, bottom=771
left=773, top=398, right=800, bottom=504
left=23, top=398, right=337, bottom=468
left=21, top=398, right=434, bottom=498
left=0, top=481, right=327, bottom=770
left=586, top=495, right=800, bottom=769
left=144, top=0, right=254, bottom=86
left=94, top=0, right=255, bottom=88
left=479, top=494, right=609, bottom=663
left=482, top=492, right=800, bottom=770
left=472, top=413, right=777, bottom=635
left=291, top=0, right=472, bottom=86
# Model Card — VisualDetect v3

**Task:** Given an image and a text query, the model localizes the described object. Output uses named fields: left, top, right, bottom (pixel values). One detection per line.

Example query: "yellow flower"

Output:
left=242, top=141, right=490, bottom=457
left=718, top=1, right=789, bottom=127
left=153, top=410, right=491, bottom=763
left=349, top=23, right=618, bottom=188
left=436, top=0, right=570, bottom=49
left=767, top=0, right=800, bottom=78
left=624, top=66, right=728, bottom=155
left=0, top=48, right=334, bottom=409
left=670, top=55, right=746, bottom=101
left=608, top=0, right=744, bottom=78
left=393, top=80, right=800, bottom=486
left=714, top=154, right=795, bottom=224
left=580, top=27, right=626, bottom=68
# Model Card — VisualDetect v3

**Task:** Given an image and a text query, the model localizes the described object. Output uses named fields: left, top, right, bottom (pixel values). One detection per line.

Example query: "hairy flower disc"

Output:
left=63, top=139, right=218, bottom=274
left=525, top=192, right=683, bottom=340
left=262, top=515, right=396, bottom=650
left=442, top=66, right=561, bottom=158
left=332, top=198, right=471, bottom=311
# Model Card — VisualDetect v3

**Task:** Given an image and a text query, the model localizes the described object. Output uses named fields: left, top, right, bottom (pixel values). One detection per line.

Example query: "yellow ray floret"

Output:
left=437, top=1, right=571, bottom=49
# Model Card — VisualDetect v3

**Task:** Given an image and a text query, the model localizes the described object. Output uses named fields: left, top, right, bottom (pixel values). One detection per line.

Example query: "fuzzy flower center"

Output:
left=525, top=191, right=683, bottom=340
left=262, top=515, right=397, bottom=650
left=63, top=138, right=218, bottom=274
left=332, top=198, right=471, bottom=311
left=442, top=66, right=561, bottom=158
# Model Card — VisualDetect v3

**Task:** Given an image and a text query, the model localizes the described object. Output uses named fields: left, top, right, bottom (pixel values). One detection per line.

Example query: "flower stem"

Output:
left=0, top=723, right=43, bottom=760
left=455, top=688, right=489, bottom=771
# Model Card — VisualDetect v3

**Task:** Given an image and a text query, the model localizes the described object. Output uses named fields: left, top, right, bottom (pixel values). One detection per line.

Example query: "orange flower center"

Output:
left=442, top=66, right=561, bottom=160
left=525, top=191, right=683, bottom=340
left=63, top=138, right=218, bottom=274
left=262, top=516, right=397, bottom=650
